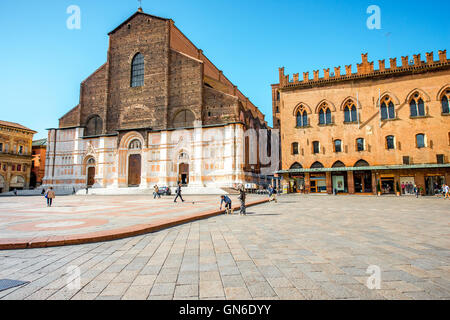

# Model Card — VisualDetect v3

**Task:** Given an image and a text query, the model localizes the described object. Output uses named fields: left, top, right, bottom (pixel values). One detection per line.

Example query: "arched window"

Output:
left=129, top=139, right=142, bottom=150
left=334, top=139, right=342, bottom=153
left=386, top=135, right=395, bottom=150
left=441, top=89, right=450, bottom=114
left=292, top=142, right=299, bottom=155
left=296, top=105, right=308, bottom=127
left=380, top=96, right=395, bottom=120
left=87, top=158, right=95, bottom=165
left=318, top=103, right=332, bottom=125
left=409, top=93, right=426, bottom=117
left=343, top=100, right=358, bottom=123
left=85, top=115, right=103, bottom=136
left=416, top=134, right=426, bottom=148
left=356, top=138, right=365, bottom=151
left=131, top=53, right=145, bottom=87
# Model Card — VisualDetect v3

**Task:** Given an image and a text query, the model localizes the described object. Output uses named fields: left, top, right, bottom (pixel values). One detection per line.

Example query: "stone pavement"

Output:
left=0, top=194, right=449, bottom=300
left=0, top=194, right=267, bottom=249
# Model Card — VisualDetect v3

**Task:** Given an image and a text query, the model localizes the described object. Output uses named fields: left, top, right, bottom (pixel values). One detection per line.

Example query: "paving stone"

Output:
left=174, top=284, right=199, bottom=298
left=149, top=283, right=175, bottom=297
left=199, top=281, right=224, bottom=298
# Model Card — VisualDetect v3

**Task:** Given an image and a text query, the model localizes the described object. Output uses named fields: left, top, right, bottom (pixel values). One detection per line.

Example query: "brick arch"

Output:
left=290, top=162, right=303, bottom=169
left=405, top=88, right=431, bottom=104
left=119, top=131, right=145, bottom=150
left=84, top=114, right=103, bottom=136
left=332, top=160, right=346, bottom=168
left=377, top=91, right=400, bottom=106
left=314, top=99, right=336, bottom=114
left=172, top=109, right=197, bottom=128
left=339, top=97, right=357, bottom=111
left=436, top=84, right=450, bottom=100
left=354, top=159, right=370, bottom=167
left=127, top=51, right=145, bottom=64
left=292, top=102, right=312, bottom=116
left=310, top=161, right=324, bottom=169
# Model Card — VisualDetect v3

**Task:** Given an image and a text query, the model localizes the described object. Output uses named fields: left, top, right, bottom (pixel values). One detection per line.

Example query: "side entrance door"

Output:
left=128, top=154, right=142, bottom=187
left=87, top=167, right=95, bottom=187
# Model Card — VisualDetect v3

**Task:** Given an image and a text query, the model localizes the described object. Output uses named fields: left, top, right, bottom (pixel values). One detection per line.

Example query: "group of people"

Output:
left=153, top=182, right=249, bottom=215
left=401, top=182, right=416, bottom=195
left=220, top=185, right=247, bottom=215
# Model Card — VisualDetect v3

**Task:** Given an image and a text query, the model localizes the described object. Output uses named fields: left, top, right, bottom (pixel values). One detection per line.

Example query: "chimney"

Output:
left=401, top=56, right=409, bottom=67
left=439, top=50, right=447, bottom=62
left=323, top=68, right=330, bottom=80
left=334, top=66, right=341, bottom=77
left=313, top=70, right=319, bottom=81
left=303, top=72, right=309, bottom=82
left=379, top=59, right=386, bottom=72
left=426, top=52, right=434, bottom=64
left=389, top=58, right=397, bottom=69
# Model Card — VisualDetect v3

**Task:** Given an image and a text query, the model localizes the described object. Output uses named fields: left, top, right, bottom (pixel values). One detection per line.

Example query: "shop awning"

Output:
left=276, top=163, right=450, bottom=174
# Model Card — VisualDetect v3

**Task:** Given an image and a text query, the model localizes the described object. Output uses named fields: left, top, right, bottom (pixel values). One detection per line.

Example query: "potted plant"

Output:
left=377, top=180, right=381, bottom=196
left=396, top=181, right=401, bottom=197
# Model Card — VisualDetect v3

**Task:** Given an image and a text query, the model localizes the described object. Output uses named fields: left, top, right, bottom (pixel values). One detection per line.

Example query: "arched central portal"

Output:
left=128, top=154, right=142, bottom=187
left=179, top=163, right=189, bottom=186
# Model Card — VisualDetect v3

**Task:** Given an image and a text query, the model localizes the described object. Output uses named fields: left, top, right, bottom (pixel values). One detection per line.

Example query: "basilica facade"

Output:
left=43, top=9, right=272, bottom=192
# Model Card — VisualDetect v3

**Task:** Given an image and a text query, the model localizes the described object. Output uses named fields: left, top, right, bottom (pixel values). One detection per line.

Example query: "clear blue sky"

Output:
left=1, top=0, right=449, bottom=139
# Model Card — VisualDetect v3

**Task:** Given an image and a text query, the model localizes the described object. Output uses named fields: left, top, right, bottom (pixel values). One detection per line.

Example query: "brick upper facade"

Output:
left=59, top=10, right=267, bottom=134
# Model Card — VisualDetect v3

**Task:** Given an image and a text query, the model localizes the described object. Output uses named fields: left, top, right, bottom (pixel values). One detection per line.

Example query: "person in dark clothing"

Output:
left=220, top=195, right=232, bottom=215
left=174, top=183, right=185, bottom=203
left=238, top=187, right=246, bottom=215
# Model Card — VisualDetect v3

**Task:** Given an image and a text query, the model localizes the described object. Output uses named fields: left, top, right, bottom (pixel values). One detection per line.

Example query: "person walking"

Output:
left=414, top=185, right=419, bottom=198
left=268, top=185, right=274, bottom=201
left=174, top=183, right=185, bottom=203
left=238, top=186, right=246, bottom=215
left=444, top=184, right=449, bottom=199
left=45, top=187, right=56, bottom=207
left=272, top=185, right=278, bottom=203
left=220, top=195, right=232, bottom=215
left=153, top=185, right=161, bottom=199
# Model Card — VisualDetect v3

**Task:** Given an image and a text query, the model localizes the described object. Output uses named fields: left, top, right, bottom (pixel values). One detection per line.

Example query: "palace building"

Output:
left=31, top=138, right=47, bottom=188
left=273, top=50, right=450, bottom=196
left=43, top=9, right=270, bottom=193
left=0, top=120, right=36, bottom=193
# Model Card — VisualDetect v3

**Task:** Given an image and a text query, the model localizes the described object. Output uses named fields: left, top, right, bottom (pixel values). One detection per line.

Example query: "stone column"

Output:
left=305, top=173, right=311, bottom=194
left=414, top=171, right=426, bottom=195
left=347, top=171, right=354, bottom=194
left=371, top=172, right=377, bottom=195
left=326, top=172, right=332, bottom=194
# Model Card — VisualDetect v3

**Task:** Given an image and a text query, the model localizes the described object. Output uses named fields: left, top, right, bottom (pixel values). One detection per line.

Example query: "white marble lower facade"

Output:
left=43, top=123, right=266, bottom=192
